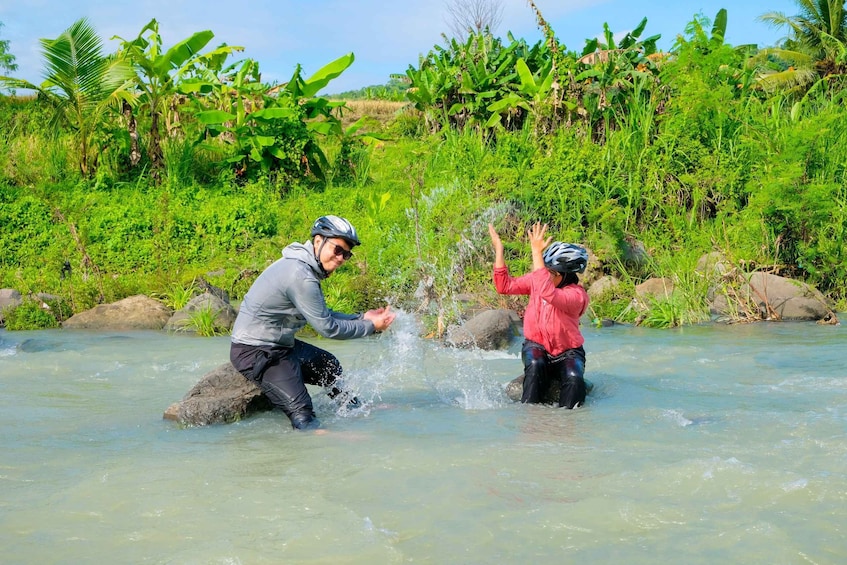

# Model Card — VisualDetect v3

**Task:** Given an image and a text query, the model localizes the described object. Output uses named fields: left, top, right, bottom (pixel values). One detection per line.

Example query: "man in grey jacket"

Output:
left=230, top=215, right=396, bottom=430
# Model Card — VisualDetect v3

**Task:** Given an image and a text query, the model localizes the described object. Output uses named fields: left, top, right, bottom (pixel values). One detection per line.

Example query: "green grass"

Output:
left=186, top=306, right=228, bottom=337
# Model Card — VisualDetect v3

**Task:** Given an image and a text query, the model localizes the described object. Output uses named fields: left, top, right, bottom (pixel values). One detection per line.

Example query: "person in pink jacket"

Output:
left=489, top=222, right=590, bottom=408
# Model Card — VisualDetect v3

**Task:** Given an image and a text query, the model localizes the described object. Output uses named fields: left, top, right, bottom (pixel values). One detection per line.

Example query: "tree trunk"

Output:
left=79, top=123, right=89, bottom=177
left=149, top=110, right=164, bottom=180
left=123, top=99, right=141, bottom=167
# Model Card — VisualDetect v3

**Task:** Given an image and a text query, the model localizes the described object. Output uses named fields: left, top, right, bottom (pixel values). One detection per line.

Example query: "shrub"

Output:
left=3, top=299, right=60, bottom=330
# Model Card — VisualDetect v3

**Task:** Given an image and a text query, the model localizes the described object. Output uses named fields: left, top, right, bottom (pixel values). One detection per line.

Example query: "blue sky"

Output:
left=1, top=0, right=799, bottom=93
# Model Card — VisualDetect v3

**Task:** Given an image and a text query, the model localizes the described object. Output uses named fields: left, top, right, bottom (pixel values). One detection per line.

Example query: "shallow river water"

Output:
left=1, top=313, right=845, bottom=564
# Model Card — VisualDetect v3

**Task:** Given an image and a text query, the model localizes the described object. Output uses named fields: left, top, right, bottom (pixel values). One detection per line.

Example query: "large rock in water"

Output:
left=63, top=295, right=172, bottom=330
left=445, top=308, right=518, bottom=350
left=163, top=363, right=272, bottom=426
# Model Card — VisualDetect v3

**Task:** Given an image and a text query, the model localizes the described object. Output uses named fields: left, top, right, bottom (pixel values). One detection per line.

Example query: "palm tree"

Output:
left=0, top=18, right=134, bottom=176
left=760, top=0, right=846, bottom=54
left=755, top=0, right=847, bottom=93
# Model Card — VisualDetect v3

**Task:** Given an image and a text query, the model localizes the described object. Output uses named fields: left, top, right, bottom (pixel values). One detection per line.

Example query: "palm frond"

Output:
left=756, top=66, right=819, bottom=92
left=754, top=47, right=816, bottom=66
left=40, top=18, right=106, bottom=98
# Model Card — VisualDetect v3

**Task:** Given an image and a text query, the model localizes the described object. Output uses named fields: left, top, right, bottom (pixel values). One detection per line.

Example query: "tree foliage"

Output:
left=113, top=18, right=244, bottom=177
left=754, top=0, right=847, bottom=94
left=0, top=21, right=18, bottom=73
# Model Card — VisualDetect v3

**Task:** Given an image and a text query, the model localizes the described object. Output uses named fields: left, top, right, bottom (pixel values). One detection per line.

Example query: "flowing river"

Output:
left=1, top=312, right=845, bottom=564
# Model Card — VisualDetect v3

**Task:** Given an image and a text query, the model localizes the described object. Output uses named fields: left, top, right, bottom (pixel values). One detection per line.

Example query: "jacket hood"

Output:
left=282, top=240, right=327, bottom=280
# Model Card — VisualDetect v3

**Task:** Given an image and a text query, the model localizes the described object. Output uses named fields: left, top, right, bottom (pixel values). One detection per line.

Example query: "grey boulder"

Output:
left=445, top=308, right=518, bottom=350
left=163, top=362, right=271, bottom=426
left=62, top=295, right=172, bottom=330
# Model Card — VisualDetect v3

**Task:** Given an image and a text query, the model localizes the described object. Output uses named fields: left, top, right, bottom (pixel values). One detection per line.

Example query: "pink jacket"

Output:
left=493, top=266, right=588, bottom=356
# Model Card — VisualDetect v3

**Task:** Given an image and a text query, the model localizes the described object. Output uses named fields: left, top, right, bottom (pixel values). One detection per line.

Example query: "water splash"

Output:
left=328, top=310, right=429, bottom=418
left=363, top=516, right=398, bottom=541
left=432, top=356, right=509, bottom=410
left=428, top=341, right=516, bottom=410
left=663, top=409, right=694, bottom=427
left=329, top=310, right=509, bottom=415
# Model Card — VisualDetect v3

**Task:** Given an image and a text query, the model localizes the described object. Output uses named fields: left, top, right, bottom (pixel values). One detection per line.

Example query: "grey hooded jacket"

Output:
left=231, top=241, right=375, bottom=348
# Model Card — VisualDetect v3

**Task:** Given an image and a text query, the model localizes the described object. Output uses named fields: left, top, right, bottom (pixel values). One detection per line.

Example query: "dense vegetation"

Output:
left=1, top=2, right=846, bottom=331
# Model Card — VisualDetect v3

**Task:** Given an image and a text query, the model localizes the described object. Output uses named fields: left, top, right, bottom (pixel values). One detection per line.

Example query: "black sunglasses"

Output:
left=332, top=243, right=353, bottom=260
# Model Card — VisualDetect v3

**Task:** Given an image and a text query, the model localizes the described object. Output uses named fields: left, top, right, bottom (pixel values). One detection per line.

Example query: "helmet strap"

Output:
left=313, top=236, right=330, bottom=277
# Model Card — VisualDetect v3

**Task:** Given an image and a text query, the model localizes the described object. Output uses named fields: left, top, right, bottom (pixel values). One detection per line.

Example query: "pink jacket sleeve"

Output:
left=493, top=266, right=532, bottom=296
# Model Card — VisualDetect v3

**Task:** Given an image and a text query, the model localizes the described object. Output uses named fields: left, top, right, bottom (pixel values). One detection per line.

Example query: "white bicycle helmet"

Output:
left=543, top=242, right=588, bottom=273
left=310, top=215, right=361, bottom=247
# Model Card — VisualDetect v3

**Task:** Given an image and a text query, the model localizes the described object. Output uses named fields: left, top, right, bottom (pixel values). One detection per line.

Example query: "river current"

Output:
left=1, top=312, right=845, bottom=564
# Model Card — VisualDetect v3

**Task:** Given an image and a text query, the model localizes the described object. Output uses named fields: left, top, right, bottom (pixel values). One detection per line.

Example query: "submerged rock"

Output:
left=163, top=363, right=272, bottom=426
left=16, top=337, right=80, bottom=353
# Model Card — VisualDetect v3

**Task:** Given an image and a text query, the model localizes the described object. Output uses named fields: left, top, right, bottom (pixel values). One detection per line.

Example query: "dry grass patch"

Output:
left=1, top=135, right=57, bottom=185
left=335, top=99, right=408, bottom=130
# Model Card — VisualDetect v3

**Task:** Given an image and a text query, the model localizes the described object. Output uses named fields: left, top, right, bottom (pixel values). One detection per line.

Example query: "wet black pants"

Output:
left=230, top=340, right=343, bottom=429
left=521, top=340, right=586, bottom=409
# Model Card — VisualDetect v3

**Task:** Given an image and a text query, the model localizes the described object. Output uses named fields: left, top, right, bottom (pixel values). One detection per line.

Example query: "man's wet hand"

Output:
left=364, top=305, right=396, bottom=331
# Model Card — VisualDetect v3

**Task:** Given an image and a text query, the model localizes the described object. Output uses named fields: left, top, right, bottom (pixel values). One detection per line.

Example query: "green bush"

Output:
left=4, top=299, right=60, bottom=330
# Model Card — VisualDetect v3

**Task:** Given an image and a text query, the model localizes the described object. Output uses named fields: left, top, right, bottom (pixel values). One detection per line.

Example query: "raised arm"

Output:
left=488, top=223, right=505, bottom=269
left=528, top=222, right=552, bottom=272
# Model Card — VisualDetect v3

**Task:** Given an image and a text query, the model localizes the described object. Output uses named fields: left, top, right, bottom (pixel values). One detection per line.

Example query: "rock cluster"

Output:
left=583, top=249, right=837, bottom=324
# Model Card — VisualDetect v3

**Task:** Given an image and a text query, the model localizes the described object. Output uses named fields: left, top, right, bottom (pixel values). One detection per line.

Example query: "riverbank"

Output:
left=2, top=113, right=846, bottom=330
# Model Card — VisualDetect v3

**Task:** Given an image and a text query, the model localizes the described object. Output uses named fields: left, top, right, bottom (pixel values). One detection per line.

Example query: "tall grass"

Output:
left=187, top=306, right=228, bottom=337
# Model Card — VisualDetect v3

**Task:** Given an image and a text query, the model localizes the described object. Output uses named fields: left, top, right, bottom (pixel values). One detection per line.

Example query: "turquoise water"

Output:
left=1, top=313, right=845, bottom=564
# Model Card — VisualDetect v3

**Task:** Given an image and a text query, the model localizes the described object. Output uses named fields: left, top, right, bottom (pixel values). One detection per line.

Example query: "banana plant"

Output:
left=112, top=19, right=243, bottom=176
left=331, top=116, right=390, bottom=186
left=580, top=17, right=660, bottom=58
left=576, top=18, right=661, bottom=139
left=486, top=56, right=553, bottom=129
left=402, top=31, right=537, bottom=132
left=193, top=53, right=355, bottom=180
left=399, top=56, right=454, bottom=130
